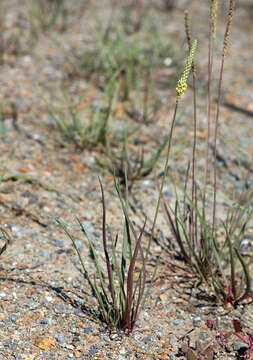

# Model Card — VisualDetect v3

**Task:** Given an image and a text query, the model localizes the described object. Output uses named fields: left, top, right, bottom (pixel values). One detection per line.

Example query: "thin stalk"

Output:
left=148, top=39, right=197, bottom=259
left=0, top=1, right=4, bottom=66
left=212, top=0, right=235, bottom=235
left=191, top=72, right=197, bottom=245
left=212, top=56, right=224, bottom=235
left=184, top=11, right=198, bottom=246
left=143, top=56, right=153, bottom=123
left=148, top=100, right=179, bottom=256
left=204, top=1, right=215, bottom=211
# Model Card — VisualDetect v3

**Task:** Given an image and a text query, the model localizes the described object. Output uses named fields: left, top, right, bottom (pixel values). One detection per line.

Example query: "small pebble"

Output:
left=0, top=292, right=7, bottom=300
left=56, top=336, right=67, bottom=346
left=54, top=304, right=67, bottom=314
left=72, top=337, right=80, bottom=343
left=240, top=239, right=249, bottom=251
left=72, top=307, right=83, bottom=315
left=143, top=180, right=155, bottom=188
left=75, top=240, right=84, bottom=250
left=233, top=340, right=249, bottom=352
left=176, top=118, right=185, bottom=126
left=133, top=332, right=142, bottom=341
left=40, top=250, right=48, bottom=257
left=89, top=345, right=98, bottom=355
left=51, top=240, right=64, bottom=248
left=193, top=315, right=201, bottom=327
left=169, top=338, right=175, bottom=346
left=69, top=327, right=77, bottom=334
left=119, top=347, right=126, bottom=355
left=172, top=319, right=181, bottom=326
left=83, top=326, right=93, bottom=334
left=3, top=317, right=11, bottom=324
left=142, top=336, right=151, bottom=344
left=244, top=234, right=253, bottom=240
left=164, top=57, right=172, bottom=66
left=11, top=226, right=27, bottom=238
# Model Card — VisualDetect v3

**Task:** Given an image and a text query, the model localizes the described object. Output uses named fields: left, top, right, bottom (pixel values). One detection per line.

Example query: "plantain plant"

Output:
left=57, top=177, right=147, bottom=334
left=152, top=0, right=252, bottom=307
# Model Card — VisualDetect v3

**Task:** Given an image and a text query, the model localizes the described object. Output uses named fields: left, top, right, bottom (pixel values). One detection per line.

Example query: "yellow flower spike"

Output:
left=211, top=0, right=219, bottom=40
left=176, top=39, right=197, bottom=99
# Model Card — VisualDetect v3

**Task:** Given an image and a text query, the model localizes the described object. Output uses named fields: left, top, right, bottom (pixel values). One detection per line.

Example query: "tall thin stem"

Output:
left=212, top=0, right=235, bottom=235
left=148, top=100, right=179, bottom=256
left=184, top=11, right=197, bottom=246
left=191, top=73, right=197, bottom=246
left=204, top=2, right=214, bottom=208
left=212, top=56, right=224, bottom=235
left=147, top=39, right=197, bottom=258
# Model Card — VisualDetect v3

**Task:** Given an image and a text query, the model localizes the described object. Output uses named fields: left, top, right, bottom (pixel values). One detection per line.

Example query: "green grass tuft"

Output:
left=57, top=177, right=147, bottom=334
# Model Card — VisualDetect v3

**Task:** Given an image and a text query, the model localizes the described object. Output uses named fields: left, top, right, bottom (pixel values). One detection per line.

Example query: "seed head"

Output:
left=211, top=0, right=219, bottom=40
left=223, top=0, right=235, bottom=56
left=176, top=39, right=197, bottom=98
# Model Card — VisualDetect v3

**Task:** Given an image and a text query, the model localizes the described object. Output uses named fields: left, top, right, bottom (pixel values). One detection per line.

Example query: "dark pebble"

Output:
left=72, top=336, right=80, bottom=343
left=244, top=234, right=253, bottom=240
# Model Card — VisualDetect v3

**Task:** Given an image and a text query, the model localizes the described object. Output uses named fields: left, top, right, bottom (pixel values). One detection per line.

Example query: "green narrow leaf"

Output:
left=77, top=218, right=110, bottom=309
left=234, top=247, right=251, bottom=305
left=224, top=223, right=236, bottom=298
left=98, top=178, right=115, bottom=303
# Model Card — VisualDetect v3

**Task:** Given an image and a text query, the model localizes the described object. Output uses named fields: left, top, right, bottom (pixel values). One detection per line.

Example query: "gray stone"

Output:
left=51, top=240, right=64, bottom=248
left=83, top=326, right=93, bottom=334
left=69, top=326, right=77, bottom=334
left=75, top=240, right=84, bottom=250
left=233, top=340, right=249, bottom=352
left=56, top=336, right=67, bottom=346
left=240, top=239, right=249, bottom=251
left=89, top=345, right=98, bottom=355
left=54, top=304, right=67, bottom=314
left=193, top=315, right=201, bottom=327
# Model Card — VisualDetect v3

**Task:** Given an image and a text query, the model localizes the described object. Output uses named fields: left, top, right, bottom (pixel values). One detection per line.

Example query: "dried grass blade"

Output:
left=0, top=227, right=10, bottom=256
